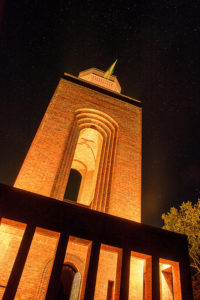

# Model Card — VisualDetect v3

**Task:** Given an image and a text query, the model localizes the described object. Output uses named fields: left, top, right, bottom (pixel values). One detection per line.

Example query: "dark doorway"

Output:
left=64, top=169, right=82, bottom=202
left=107, top=280, right=114, bottom=300
left=58, top=264, right=76, bottom=300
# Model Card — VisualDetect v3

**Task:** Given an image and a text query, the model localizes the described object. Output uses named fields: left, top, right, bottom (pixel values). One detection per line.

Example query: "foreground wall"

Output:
left=0, top=184, right=193, bottom=300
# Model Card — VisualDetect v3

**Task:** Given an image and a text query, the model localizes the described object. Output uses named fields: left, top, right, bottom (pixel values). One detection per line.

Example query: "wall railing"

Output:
left=0, top=184, right=193, bottom=300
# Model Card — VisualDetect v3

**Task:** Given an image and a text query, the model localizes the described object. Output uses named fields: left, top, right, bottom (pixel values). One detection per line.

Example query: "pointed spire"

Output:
left=104, top=59, right=118, bottom=79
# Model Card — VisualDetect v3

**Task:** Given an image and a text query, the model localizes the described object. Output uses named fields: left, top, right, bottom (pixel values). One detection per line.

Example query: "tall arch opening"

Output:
left=67, top=127, right=103, bottom=206
left=64, top=169, right=82, bottom=202
left=58, top=264, right=81, bottom=300
left=52, top=108, right=118, bottom=211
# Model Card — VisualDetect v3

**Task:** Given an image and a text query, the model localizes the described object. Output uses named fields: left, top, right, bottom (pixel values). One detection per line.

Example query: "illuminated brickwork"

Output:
left=0, top=219, right=59, bottom=300
left=0, top=220, right=25, bottom=299
left=64, top=237, right=91, bottom=300
left=14, top=69, right=142, bottom=222
left=79, top=68, right=121, bottom=93
left=159, top=258, right=182, bottom=300
left=15, top=229, right=59, bottom=300
left=0, top=69, right=186, bottom=299
left=11, top=69, right=141, bottom=299
left=0, top=186, right=190, bottom=300
left=129, top=252, right=152, bottom=300
left=94, top=245, right=122, bottom=300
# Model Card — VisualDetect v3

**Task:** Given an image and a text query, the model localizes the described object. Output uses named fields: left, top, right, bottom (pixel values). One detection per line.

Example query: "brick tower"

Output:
left=0, top=67, right=187, bottom=300
left=14, top=68, right=142, bottom=222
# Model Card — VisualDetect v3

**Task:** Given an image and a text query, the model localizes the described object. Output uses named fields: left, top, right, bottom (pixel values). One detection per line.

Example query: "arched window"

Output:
left=67, top=127, right=103, bottom=206
left=64, top=169, right=82, bottom=202
left=58, top=264, right=81, bottom=300
left=52, top=108, right=118, bottom=212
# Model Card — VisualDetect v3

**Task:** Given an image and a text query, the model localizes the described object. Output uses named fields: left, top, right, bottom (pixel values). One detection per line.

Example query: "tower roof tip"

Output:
left=104, top=59, right=118, bottom=80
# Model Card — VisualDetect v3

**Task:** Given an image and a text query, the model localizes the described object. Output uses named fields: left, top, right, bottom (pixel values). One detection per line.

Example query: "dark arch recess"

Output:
left=58, top=264, right=77, bottom=300
left=64, top=169, right=82, bottom=202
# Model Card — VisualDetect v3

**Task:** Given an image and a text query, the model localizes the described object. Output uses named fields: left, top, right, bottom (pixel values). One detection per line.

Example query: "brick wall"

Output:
left=14, top=77, right=142, bottom=222
left=6, top=74, right=143, bottom=299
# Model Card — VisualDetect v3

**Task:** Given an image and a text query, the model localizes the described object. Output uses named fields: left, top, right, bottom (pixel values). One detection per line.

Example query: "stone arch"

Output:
left=64, top=251, right=86, bottom=300
left=35, top=258, right=53, bottom=300
left=51, top=108, right=118, bottom=212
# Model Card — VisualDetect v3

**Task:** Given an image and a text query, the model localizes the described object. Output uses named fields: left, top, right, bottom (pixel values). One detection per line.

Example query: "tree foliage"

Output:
left=162, top=200, right=200, bottom=275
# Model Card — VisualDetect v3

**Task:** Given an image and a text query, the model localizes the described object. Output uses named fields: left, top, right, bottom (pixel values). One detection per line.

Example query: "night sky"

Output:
left=0, top=1, right=200, bottom=227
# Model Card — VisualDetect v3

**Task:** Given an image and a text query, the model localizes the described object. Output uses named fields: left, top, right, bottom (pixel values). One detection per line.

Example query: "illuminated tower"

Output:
left=14, top=68, right=142, bottom=222
left=8, top=67, right=142, bottom=299
left=0, top=67, right=189, bottom=300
